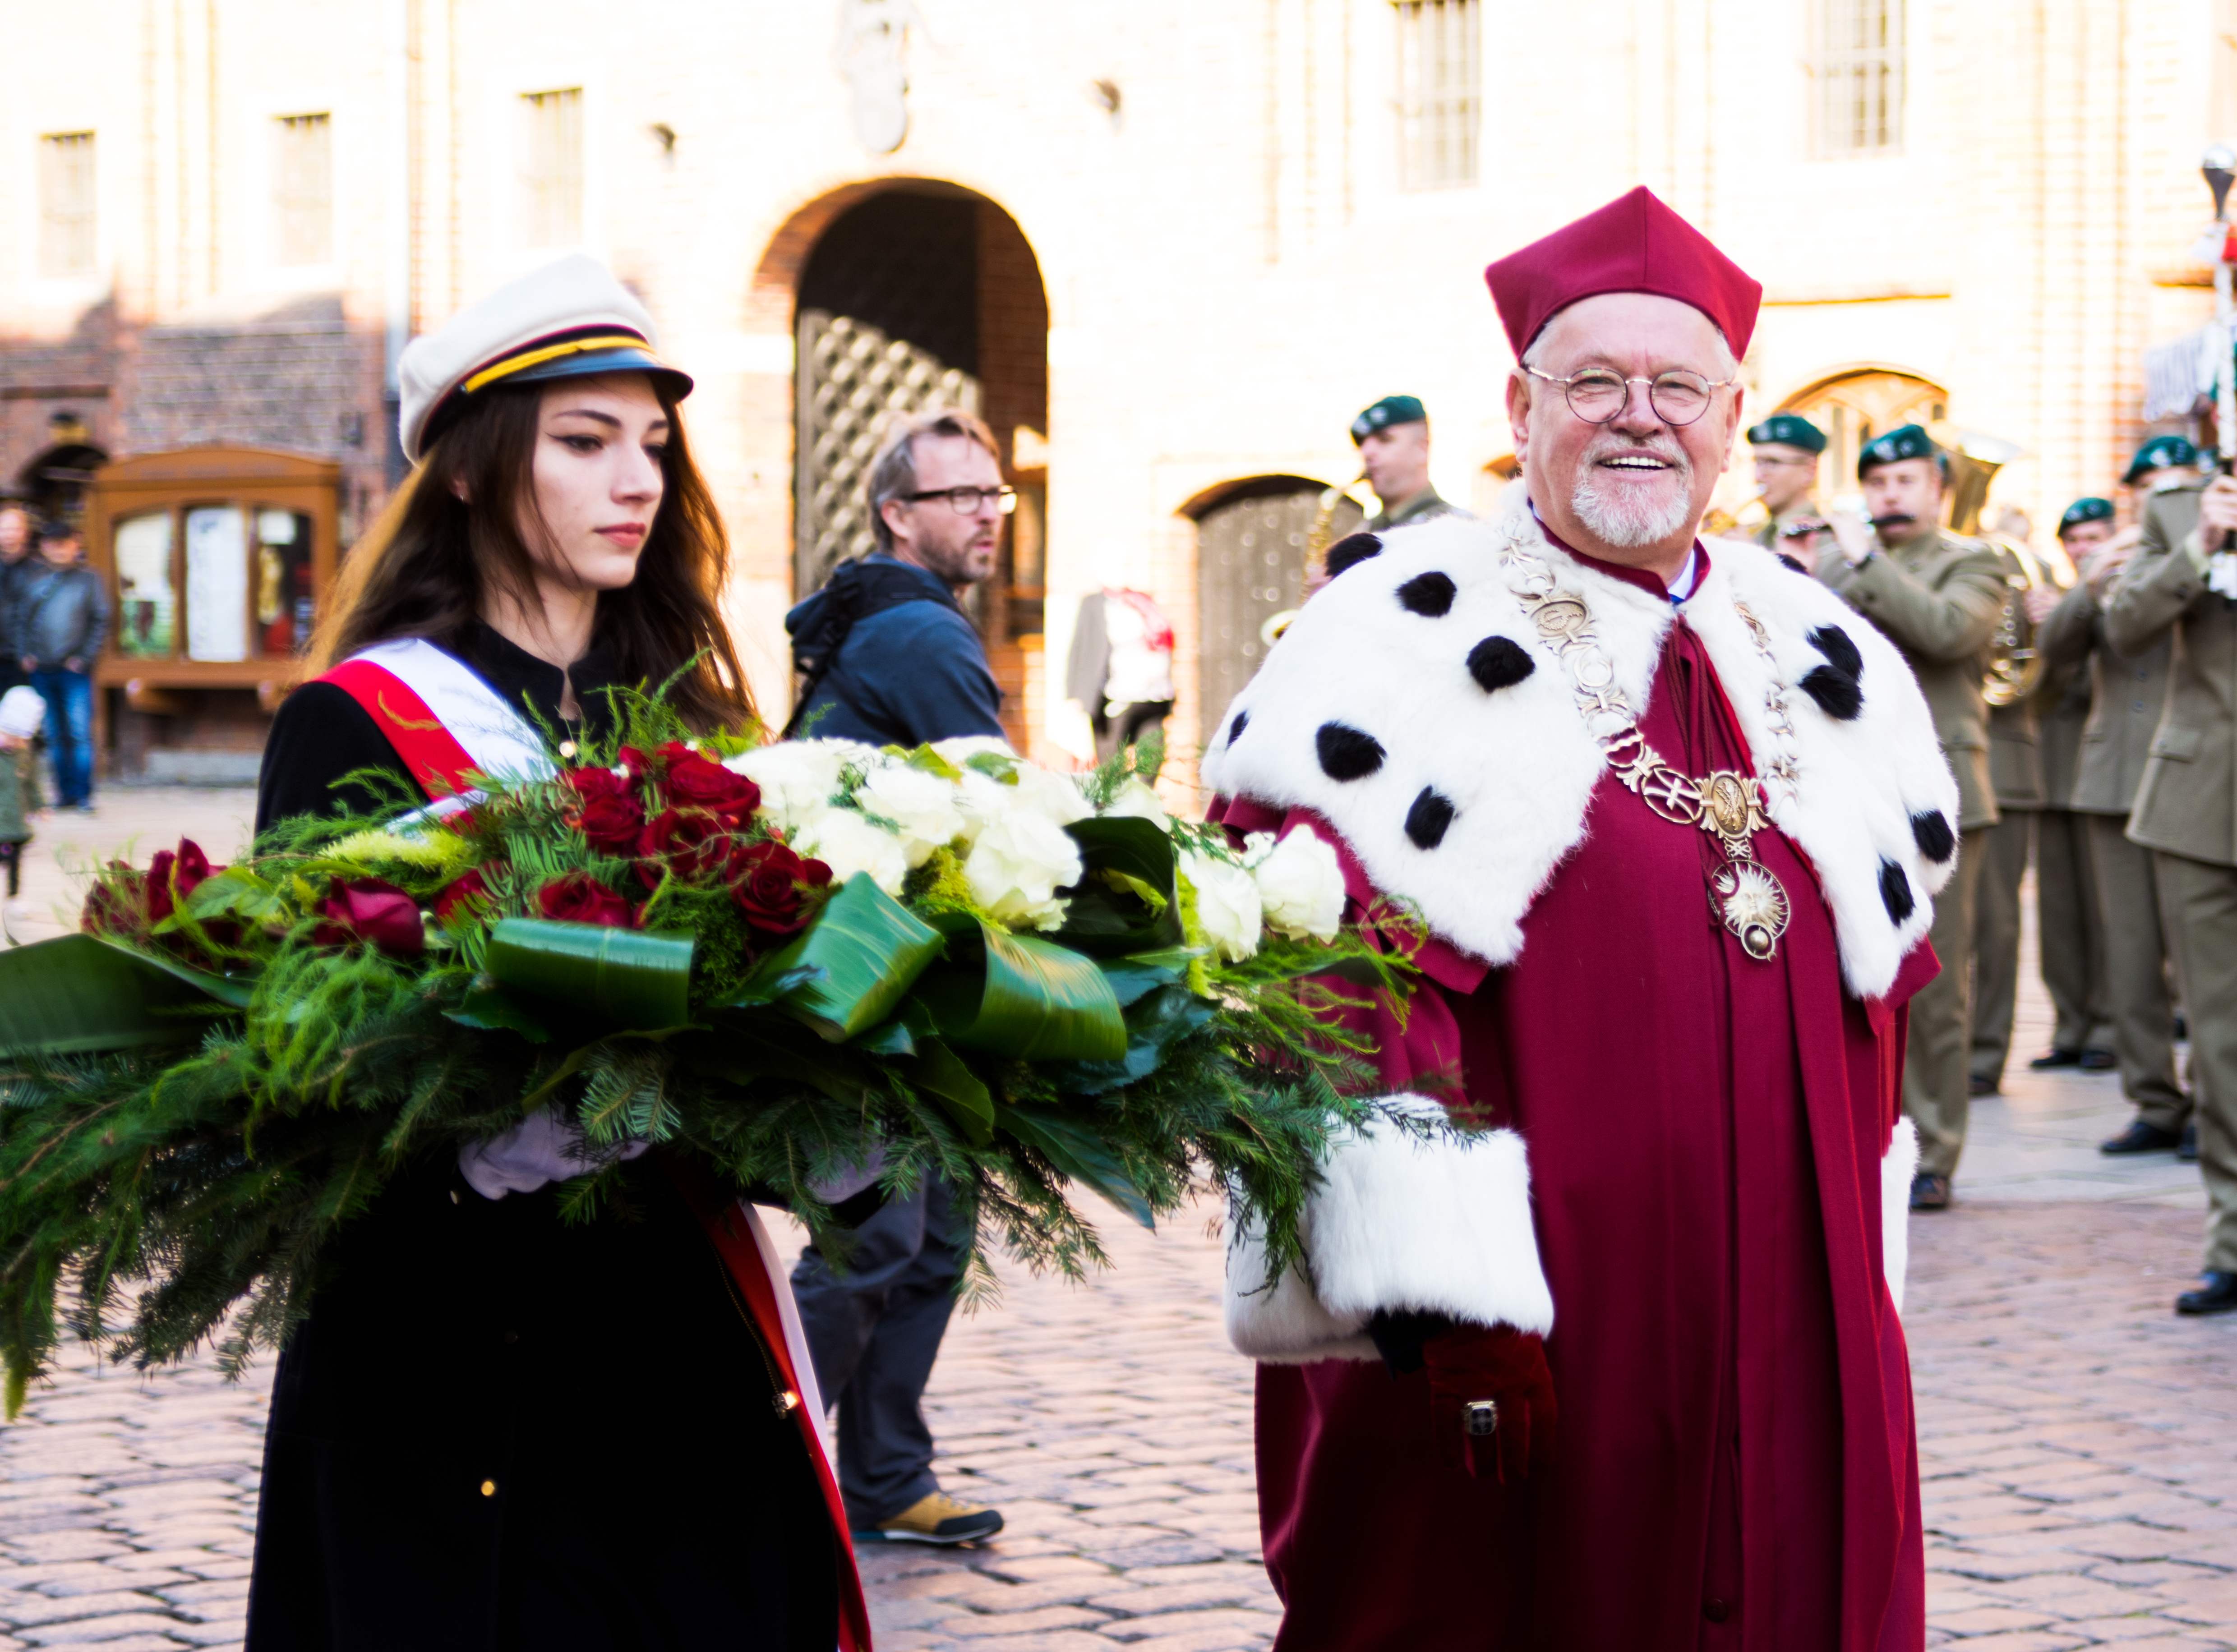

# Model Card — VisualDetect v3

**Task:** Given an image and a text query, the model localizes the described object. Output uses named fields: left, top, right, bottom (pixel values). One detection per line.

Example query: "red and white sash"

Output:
left=312, top=638, right=871, bottom=1651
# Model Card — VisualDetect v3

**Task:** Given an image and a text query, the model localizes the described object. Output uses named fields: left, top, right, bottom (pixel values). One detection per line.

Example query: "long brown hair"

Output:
left=309, top=378, right=754, bottom=730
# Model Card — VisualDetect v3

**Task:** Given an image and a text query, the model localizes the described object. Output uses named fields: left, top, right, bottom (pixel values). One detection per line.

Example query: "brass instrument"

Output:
left=1702, top=485, right=1768, bottom=538
left=1928, top=422, right=2065, bottom=707
left=1264, top=474, right=1372, bottom=647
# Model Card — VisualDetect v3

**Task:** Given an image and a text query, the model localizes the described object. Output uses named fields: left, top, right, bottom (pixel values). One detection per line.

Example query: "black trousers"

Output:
left=790, top=1173, right=964, bottom=1528
left=1093, top=699, right=1174, bottom=762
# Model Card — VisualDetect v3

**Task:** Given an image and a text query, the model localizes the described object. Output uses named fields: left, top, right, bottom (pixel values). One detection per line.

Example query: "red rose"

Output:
left=82, top=864, right=148, bottom=937
left=728, top=839, right=833, bottom=937
left=145, top=839, right=217, bottom=926
left=617, top=746, right=651, bottom=783
left=655, top=742, right=762, bottom=823
left=535, top=872, right=636, bottom=929
left=562, top=766, right=646, bottom=854
left=434, top=868, right=495, bottom=923
left=637, top=807, right=734, bottom=884
left=314, top=879, right=426, bottom=957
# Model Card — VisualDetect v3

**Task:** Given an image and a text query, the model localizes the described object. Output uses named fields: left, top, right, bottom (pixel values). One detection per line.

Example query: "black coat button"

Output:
left=1703, top=1598, right=1733, bottom=1623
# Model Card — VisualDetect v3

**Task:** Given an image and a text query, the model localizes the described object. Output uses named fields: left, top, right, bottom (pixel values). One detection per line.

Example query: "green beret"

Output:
left=2058, top=497, right=2115, bottom=534
left=1746, top=414, right=1826, bottom=454
left=1857, top=423, right=1941, bottom=479
left=2122, top=434, right=2198, bottom=485
left=1351, top=395, right=1428, bottom=444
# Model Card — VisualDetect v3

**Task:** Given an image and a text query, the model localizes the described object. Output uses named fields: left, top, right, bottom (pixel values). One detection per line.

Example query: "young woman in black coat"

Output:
left=244, top=260, right=863, bottom=1652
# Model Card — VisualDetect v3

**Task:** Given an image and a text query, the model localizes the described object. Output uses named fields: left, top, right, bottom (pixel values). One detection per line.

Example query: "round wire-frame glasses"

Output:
left=1522, top=365, right=1738, bottom=428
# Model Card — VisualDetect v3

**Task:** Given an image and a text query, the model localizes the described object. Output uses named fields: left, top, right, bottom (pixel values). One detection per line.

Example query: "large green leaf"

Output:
left=747, top=876, right=946, bottom=1043
left=1055, top=817, right=1185, bottom=955
left=1000, top=1104, right=1155, bottom=1229
left=905, top=1036, right=995, bottom=1146
left=484, top=918, right=696, bottom=1031
left=1045, top=982, right=1218, bottom=1096
left=914, top=922, right=1127, bottom=1061
left=0, top=934, right=242, bottom=1055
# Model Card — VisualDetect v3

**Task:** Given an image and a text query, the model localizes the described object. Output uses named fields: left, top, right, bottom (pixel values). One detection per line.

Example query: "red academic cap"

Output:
left=1484, top=186, right=1762, bottom=361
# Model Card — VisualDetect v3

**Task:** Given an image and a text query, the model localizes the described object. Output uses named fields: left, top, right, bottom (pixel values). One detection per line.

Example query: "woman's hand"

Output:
left=457, top=1107, right=648, bottom=1200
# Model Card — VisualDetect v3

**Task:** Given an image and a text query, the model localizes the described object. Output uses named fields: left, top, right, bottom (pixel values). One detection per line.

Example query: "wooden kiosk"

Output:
left=83, top=446, right=341, bottom=779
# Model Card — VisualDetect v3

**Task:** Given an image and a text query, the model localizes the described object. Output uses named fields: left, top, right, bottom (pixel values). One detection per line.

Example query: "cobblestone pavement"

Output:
left=0, top=798, right=2231, bottom=1648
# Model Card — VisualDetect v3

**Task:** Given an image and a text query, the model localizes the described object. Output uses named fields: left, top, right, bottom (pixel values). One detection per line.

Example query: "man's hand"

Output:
left=16, top=658, right=30, bottom=674
left=1821, top=507, right=1874, bottom=570
left=2199, top=474, right=2237, bottom=538
left=62, top=657, right=83, bottom=675
left=2084, top=526, right=2141, bottom=598
left=1422, top=1323, right=1557, bottom=1483
left=2021, top=584, right=2061, bottom=626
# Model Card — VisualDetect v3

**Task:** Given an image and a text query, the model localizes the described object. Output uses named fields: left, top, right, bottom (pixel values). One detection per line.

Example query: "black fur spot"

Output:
left=1467, top=635, right=1536, bottom=692
left=1776, top=552, right=1808, bottom=575
left=1397, top=571, right=1458, bottom=617
left=1800, top=665, right=1864, bottom=721
left=1879, top=859, right=1914, bottom=924
left=1404, top=787, right=1456, bottom=849
left=1809, top=624, right=1863, bottom=681
left=1910, top=810, right=1955, bottom=864
left=1228, top=709, right=1249, bottom=745
left=1324, top=533, right=1384, bottom=579
left=1316, top=722, right=1386, bottom=781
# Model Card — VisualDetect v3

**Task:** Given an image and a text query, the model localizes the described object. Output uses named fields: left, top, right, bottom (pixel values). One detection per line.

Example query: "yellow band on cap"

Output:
left=462, top=334, right=653, bottom=395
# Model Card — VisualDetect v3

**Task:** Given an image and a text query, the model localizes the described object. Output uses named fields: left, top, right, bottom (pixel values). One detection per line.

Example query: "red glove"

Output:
left=1422, top=1324, right=1557, bottom=1483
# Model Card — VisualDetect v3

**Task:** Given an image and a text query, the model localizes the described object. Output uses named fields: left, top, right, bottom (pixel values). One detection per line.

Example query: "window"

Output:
left=273, top=114, right=333, bottom=266
left=1392, top=0, right=1480, bottom=191
left=38, top=132, right=96, bottom=278
left=520, top=88, right=585, bottom=248
left=1815, top=0, right=1905, bottom=156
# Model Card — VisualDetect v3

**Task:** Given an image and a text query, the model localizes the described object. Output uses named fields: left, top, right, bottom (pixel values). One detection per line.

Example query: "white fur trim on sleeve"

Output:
left=1883, top=1116, right=1917, bottom=1315
left=1225, top=1096, right=1554, bottom=1364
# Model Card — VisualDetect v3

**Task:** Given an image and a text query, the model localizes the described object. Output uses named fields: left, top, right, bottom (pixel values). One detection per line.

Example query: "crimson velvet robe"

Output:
left=1219, top=559, right=1928, bottom=1652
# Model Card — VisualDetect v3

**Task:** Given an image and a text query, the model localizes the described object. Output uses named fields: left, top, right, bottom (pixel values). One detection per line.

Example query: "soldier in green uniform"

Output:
left=2124, top=432, right=2201, bottom=495
left=1745, top=412, right=1827, bottom=551
left=1351, top=395, right=1465, bottom=530
left=1969, top=519, right=2064, bottom=1097
left=1817, top=424, right=2007, bottom=1210
left=2104, top=463, right=2237, bottom=1314
left=2037, top=492, right=2193, bottom=1157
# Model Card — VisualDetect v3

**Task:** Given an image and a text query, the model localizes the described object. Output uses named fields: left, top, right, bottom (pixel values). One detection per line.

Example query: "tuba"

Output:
left=1928, top=422, right=2065, bottom=708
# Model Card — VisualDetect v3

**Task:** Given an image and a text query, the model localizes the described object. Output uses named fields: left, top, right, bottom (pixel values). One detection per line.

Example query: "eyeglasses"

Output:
left=901, top=485, right=1018, bottom=516
left=1522, top=365, right=1738, bottom=428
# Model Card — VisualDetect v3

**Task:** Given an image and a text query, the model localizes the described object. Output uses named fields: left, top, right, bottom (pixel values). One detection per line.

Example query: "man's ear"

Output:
left=879, top=497, right=910, bottom=546
left=1504, top=371, right=1533, bottom=466
left=1719, top=388, right=1744, bottom=476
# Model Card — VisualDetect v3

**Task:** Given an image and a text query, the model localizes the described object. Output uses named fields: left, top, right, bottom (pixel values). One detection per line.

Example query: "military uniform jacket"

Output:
left=1366, top=485, right=1465, bottom=533
left=2104, top=483, right=2237, bottom=866
left=2037, top=578, right=2173, bottom=815
left=1818, top=526, right=2007, bottom=830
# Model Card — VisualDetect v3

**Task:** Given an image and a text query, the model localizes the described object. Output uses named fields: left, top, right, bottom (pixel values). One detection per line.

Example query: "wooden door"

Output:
left=1195, top=480, right=1356, bottom=747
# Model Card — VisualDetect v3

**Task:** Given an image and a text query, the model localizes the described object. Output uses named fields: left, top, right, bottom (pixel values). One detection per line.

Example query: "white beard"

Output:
left=1569, top=466, right=1695, bottom=547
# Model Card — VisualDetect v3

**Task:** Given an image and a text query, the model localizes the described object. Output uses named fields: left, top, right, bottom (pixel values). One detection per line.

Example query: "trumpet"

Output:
left=1928, top=422, right=2064, bottom=708
left=1264, top=474, right=1373, bottom=647
left=1701, top=484, right=1768, bottom=538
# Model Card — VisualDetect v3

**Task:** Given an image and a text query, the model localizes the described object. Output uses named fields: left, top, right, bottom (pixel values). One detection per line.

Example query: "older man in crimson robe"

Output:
left=1204, top=189, right=1946, bottom=1650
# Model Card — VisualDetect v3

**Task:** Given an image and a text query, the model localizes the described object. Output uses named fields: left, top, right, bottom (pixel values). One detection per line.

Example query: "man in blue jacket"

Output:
left=785, top=408, right=1009, bottom=1547
left=14, top=520, right=108, bottom=811
left=785, top=408, right=1009, bottom=746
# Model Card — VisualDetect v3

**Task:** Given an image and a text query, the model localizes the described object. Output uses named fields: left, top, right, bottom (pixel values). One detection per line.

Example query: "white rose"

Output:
left=853, top=761, right=968, bottom=867
left=793, top=807, right=911, bottom=897
left=956, top=764, right=1090, bottom=845
left=1101, top=777, right=1171, bottom=830
left=964, top=810, right=1085, bottom=931
left=929, top=736, right=1015, bottom=767
left=1181, top=848, right=1262, bottom=962
left=1245, top=828, right=1345, bottom=941
left=728, top=741, right=872, bottom=834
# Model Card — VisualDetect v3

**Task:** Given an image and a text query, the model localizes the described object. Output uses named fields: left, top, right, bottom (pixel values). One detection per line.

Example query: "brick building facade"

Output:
left=3, top=0, right=2234, bottom=771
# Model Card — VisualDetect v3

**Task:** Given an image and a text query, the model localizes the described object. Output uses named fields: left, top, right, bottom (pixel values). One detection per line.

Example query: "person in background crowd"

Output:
left=14, top=520, right=107, bottom=814
left=2038, top=494, right=2194, bottom=1159
left=784, top=408, right=1008, bottom=749
left=1968, top=511, right=2048, bottom=1097
left=1817, top=424, right=2006, bottom=1210
left=0, top=505, right=33, bottom=695
left=1065, top=585, right=1176, bottom=761
left=2104, top=464, right=2237, bottom=1314
left=785, top=407, right=1009, bottom=1549
left=1744, top=412, right=1827, bottom=550
left=1351, top=395, right=1465, bottom=531
left=2124, top=432, right=2201, bottom=497
left=0, top=683, right=44, bottom=926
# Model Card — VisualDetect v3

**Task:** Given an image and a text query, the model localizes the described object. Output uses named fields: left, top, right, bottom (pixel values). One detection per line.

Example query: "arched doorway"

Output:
left=1779, top=368, right=1948, bottom=500
left=1187, top=475, right=1362, bottom=749
left=15, top=437, right=110, bottom=525
left=781, top=183, right=1049, bottom=747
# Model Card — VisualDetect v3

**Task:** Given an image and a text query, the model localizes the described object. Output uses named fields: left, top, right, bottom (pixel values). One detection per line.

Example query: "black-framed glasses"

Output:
left=1522, top=365, right=1738, bottom=428
left=902, top=485, right=1018, bottom=516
